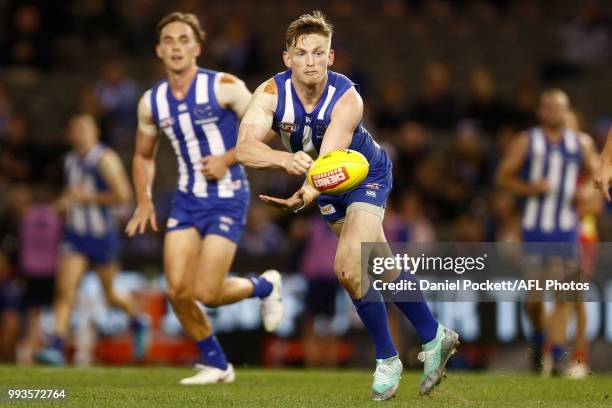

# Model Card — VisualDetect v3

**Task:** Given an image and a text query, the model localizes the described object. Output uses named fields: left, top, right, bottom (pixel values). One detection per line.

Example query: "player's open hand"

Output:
left=201, top=155, right=228, bottom=180
left=259, top=184, right=320, bottom=212
left=125, top=201, right=158, bottom=236
left=282, top=151, right=313, bottom=175
left=594, top=163, right=612, bottom=202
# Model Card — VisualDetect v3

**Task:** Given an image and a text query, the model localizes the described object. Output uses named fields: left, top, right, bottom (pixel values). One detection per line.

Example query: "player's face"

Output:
left=284, top=33, right=334, bottom=86
left=156, top=21, right=201, bottom=74
left=68, top=116, right=98, bottom=150
left=538, top=93, right=570, bottom=129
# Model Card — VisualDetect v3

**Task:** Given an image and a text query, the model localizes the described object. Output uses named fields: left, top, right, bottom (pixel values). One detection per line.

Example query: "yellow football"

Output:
left=307, top=149, right=369, bottom=195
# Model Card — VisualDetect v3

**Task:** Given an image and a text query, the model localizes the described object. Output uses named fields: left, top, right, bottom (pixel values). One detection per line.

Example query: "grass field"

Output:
left=0, top=365, right=610, bottom=407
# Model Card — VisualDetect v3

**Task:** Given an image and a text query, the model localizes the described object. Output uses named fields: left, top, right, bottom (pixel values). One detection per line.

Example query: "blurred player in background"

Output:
left=496, top=90, right=598, bottom=375
left=37, top=114, right=149, bottom=365
left=236, top=11, right=458, bottom=400
left=125, top=12, right=282, bottom=385
left=566, top=110, right=602, bottom=378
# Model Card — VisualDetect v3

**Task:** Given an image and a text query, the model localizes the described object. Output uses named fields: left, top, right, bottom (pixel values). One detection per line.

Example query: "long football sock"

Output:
left=196, top=334, right=229, bottom=370
left=352, top=287, right=398, bottom=360
left=532, top=331, right=545, bottom=353
left=389, top=270, right=439, bottom=344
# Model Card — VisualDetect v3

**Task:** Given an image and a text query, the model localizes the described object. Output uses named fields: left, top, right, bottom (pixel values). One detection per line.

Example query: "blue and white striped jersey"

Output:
left=148, top=67, right=247, bottom=199
left=64, top=143, right=116, bottom=238
left=521, top=127, right=582, bottom=241
left=271, top=69, right=387, bottom=170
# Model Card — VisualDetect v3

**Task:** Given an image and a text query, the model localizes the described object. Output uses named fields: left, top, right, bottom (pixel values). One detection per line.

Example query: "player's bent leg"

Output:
left=164, top=228, right=212, bottom=339
left=334, top=208, right=401, bottom=401
left=191, top=234, right=282, bottom=332
left=191, top=235, right=249, bottom=306
left=524, top=299, right=545, bottom=372
left=96, top=262, right=150, bottom=361
left=368, top=225, right=458, bottom=395
left=545, top=301, right=572, bottom=376
left=165, top=229, right=233, bottom=385
left=567, top=301, right=589, bottom=379
left=37, top=253, right=87, bottom=365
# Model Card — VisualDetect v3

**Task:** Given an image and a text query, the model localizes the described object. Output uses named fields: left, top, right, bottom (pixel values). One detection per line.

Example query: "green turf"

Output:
left=0, top=365, right=610, bottom=407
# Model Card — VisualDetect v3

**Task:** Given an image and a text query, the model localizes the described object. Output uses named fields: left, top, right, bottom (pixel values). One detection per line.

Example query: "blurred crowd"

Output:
left=1, top=0, right=612, bottom=364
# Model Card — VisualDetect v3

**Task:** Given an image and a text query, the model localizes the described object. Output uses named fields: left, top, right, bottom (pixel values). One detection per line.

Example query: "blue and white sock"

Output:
left=248, top=276, right=273, bottom=298
left=352, top=287, right=398, bottom=360
left=196, top=334, right=229, bottom=370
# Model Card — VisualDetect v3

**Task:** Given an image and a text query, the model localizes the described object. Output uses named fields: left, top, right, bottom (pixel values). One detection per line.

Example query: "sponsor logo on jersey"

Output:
left=365, top=190, right=377, bottom=198
left=219, top=223, right=230, bottom=232
left=167, top=218, right=179, bottom=228
left=365, top=183, right=381, bottom=190
left=311, top=167, right=348, bottom=191
left=318, top=204, right=336, bottom=215
left=280, top=122, right=298, bottom=133
left=194, top=117, right=219, bottom=125
left=178, top=103, right=188, bottom=112
left=160, top=117, right=175, bottom=129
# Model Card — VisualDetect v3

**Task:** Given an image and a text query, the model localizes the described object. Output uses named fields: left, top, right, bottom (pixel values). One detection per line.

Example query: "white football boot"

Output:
left=180, top=363, right=235, bottom=385
left=260, top=269, right=284, bottom=332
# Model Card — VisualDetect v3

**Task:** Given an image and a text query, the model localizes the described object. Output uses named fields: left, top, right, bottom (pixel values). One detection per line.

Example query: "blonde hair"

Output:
left=285, top=10, right=333, bottom=49
left=156, top=12, right=206, bottom=44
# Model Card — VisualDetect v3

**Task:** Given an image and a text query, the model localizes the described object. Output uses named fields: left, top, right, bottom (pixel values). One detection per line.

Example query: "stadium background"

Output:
left=0, top=0, right=611, bottom=372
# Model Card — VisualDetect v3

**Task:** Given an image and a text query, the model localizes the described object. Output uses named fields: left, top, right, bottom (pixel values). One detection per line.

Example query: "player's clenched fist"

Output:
left=125, top=201, right=158, bottom=236
left=594, top=164, right=612, bottom=202
left=282, top=151, right=312, bottom=175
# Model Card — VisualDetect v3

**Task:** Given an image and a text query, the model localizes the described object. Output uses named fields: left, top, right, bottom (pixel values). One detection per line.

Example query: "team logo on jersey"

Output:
left=194, top=104, right=213, bottom=119
left=167, top=218, right=179, bottom=228
left=160, top=117, right=175, bottom=128
left=280, top=122, right=298, bottom=133
left=365, top=190, right=377, bottom=198
left=318, top=204, right=336, bottom=215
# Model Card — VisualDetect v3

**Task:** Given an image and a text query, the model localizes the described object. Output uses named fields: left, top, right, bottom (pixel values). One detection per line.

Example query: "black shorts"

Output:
left=305, top=278, right=340, bottom=318
left=0, top=281, right=22, bottom=312
left=23, top=276, right=54, bottom=308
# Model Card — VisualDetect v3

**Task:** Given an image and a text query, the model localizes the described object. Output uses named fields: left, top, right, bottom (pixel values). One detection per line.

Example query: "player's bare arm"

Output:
left=496, top=132, right=549, bottom=196
left=319, top=87, right=363, bottom=155
left=260, top=86, right=363, bottom=212
left=579, top=132, right=599, bottom=178
left=237, top=79, right=313, bottom=174
left=126, top=94, right=160, bottom=236
left=594, top=125, right=612, bottom=201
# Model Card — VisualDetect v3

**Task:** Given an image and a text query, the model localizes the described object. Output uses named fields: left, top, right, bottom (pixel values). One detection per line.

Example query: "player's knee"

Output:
left=335, top=262, right=361, bottom=298
left=167, top=286, right=193, bottom=308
